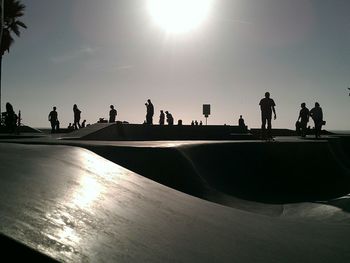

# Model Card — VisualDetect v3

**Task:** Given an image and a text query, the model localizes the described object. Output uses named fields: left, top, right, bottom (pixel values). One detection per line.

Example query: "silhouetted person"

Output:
left=73, top=104, right=81, bottom=130
left=238, top=115, right=245, bottom=128
left=81, top=120, right=86, bottom=128
left=259, top=92, right=276, bottom=140
left=178, top=119, right=182, bottom=125
left=310, top=102, right=323, bottom=139
left=109, top=105, right=117, bottom=123
left=199, top=121, right=203, bottom=125
left=48, top=106, right=58, bottom=133
left=191, top=120, right=194, bottom=126
left=297, top=103, right=309, bottom=137
left=165, top=111, right=174, bottom=125
left=145, top=99, right=154, bottom=125
left=195, top=120, right=198, bottom=126
left=4, top=102, right=17, bottom=132
left=159, top=110, right=165, bottom=125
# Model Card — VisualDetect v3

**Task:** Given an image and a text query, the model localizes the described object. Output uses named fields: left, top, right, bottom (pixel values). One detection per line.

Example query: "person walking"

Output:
left=109, top=105, right=117, bottom=123
left=259, top=92, right=276, bottom=140
left=309, top=102, right=323, bottom=139
left=48, top=106, right=58, bottom=133
left=297, top=103, right=309, bottom=137
left=159, top=110, right=165, bottom=125
left=73, top=104, right=81, bottom=130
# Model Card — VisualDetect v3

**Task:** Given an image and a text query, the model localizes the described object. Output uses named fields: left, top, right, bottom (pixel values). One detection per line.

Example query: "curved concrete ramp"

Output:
left=1, top=143, right=350, bottom=262
left=83, top=140, right=350, bottom=205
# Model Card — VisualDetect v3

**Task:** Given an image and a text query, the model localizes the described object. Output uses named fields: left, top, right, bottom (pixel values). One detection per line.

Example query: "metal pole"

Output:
left=0, top=0, right=3, bottom=116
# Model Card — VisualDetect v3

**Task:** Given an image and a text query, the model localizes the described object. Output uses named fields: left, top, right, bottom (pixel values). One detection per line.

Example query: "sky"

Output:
left=2, top=0, right=350, bottom=129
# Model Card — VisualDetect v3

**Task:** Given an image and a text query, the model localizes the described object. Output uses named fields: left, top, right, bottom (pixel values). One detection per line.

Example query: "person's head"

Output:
left=265, top=92, right=270, bottom=98
left=53, top=106, right=56, bottom=111
left=147, top=99, right=151, bottom=103
left=301, top=102, right=306, bottom=108
left=110, top=105, right=114, bottom=109
left=73, top=104, right=77, bottom=109
left=315, top=102, right=320, bottom=107
left=160, top=110, right=163, bottom=113
left=240, top=115, right=242, bottom=118
left=6, top=102, right=13, bottom=111
left=165, top=111, right=169, bottom=114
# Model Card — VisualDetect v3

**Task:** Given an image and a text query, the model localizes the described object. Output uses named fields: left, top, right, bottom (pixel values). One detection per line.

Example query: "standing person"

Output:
left=48, top=106, right=58, bottom=133
left=109, top=105, right=117, bottom=123
left=238, top=115, right=245, bottom=128
left=4, top=102, right=17, bottom=132
left=297, top=103, right=309, bottom=137
left=73, top=104, right=81, bottom=130
left=165, top=111, right=174, bottom=125
left=159, top=110, right=165, bottom=125
left=145, top=99, right=154, bottom=125
left=309, top=102, right=323, bottom=139
left=259, top=92, right=277, bottom=140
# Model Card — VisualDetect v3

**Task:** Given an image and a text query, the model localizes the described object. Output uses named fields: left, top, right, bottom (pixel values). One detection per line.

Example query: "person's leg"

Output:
left=313, top=120, right=319, bottom=138
left=267, top=118, right=272, bottom=138
left=50, top=121, right=55, bottom=133
left=301, top=121, right=306, bottom=137
left=261, top=114, right=267, bottom=139
left=316, top=122, right=322, bottom=138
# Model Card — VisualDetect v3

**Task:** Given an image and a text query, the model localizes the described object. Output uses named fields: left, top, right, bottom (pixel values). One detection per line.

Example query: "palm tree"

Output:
left=0, top=0, right=26, bottom=116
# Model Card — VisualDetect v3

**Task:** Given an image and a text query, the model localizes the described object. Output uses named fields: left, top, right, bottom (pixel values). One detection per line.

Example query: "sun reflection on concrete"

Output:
left=73, top=176, right=102, bottom=208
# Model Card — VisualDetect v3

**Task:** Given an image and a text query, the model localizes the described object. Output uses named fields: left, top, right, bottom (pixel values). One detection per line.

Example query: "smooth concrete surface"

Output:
left=1, top=143, right=350, bottom=262
left=59, top=123, right=252, bottom=141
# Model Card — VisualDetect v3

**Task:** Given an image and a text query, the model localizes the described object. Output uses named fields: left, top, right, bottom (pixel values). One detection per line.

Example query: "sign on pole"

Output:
left=202, top=104, right=210, bottom=125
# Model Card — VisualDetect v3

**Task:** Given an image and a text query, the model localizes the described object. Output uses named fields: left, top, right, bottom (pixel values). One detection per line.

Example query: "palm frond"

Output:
left=1, top=0, right=27, bottom=55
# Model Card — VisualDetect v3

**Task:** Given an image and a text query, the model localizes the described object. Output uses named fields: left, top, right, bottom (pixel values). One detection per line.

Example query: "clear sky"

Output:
left=2, top=0, right=350, bottom=129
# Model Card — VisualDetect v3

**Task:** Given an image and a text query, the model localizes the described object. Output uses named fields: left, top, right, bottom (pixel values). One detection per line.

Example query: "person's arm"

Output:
left=272, top=106, right=276, bottom=120
left=48, top=112, right=51, bottom=121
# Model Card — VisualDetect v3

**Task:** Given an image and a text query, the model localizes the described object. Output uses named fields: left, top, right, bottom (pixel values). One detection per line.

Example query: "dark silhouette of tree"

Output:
left=0, top=0, right=26, bottom=115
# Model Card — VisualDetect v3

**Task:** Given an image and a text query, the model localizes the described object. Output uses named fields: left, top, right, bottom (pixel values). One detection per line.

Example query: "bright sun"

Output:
left=148, top=0, right=213, bottom=34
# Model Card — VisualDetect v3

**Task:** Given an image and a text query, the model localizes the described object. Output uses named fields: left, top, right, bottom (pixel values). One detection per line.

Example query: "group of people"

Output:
left=145, top=99, right=174, bottom=125
left=48, top=104, right=84, bottom=133
left=48, top=104, right=118, bottom=134
left=191, top=120, right=203, bottom=126
left=297, top=102, right=324, bottom=139
left=0, top=92, right=324, bottom=139
left=259, top=91, right=325, bottom=140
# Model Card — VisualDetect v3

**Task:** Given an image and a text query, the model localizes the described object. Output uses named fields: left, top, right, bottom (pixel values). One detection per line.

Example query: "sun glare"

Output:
left=148, top=0, right=213, bottom=33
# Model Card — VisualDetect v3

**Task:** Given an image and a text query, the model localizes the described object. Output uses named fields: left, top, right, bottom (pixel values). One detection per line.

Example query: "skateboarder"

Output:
left=259, top=92, right=276, bottom=140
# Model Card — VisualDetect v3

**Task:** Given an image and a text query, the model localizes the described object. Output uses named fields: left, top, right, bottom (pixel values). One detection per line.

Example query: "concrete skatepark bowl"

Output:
left=0, top=134, right=350, bottom=262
